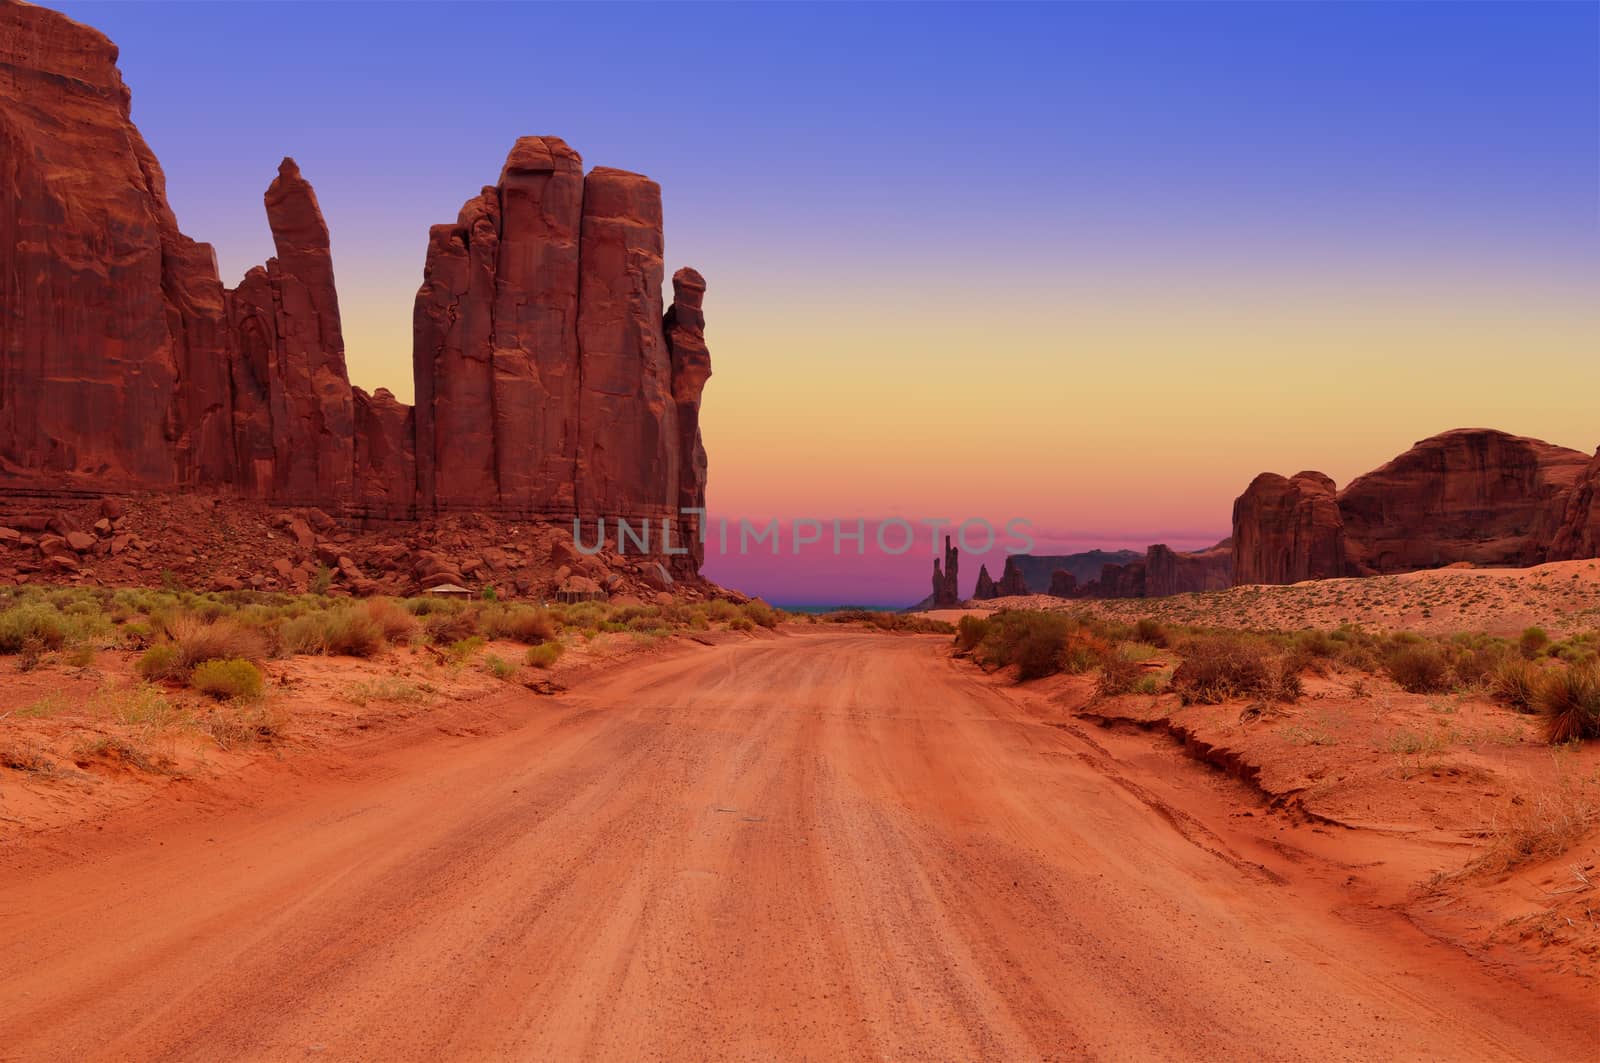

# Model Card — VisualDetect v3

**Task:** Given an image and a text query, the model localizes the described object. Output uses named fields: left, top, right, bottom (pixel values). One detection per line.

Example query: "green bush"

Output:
left=1519, top=626, right=1550, bottom=660
left=483, top=653, right=516, bottom=679
left=1384, top=643, right=1451, bottom=693
left=525, top=642, right=563, bottom=669
left=954, top=616, right=990, bottom=654
left=135, top=643, right=182, bottom=681
left=1134, top=618, right=1168, bottom=647
left=743, top=600, right=780, bottom=629
left=281, top=607, right=385, bottom=657
left=190, top=658, right=264, bottom=700
left=976, top=611, right=1070, bottom=679
left=0, top=604, right=69, bottom=654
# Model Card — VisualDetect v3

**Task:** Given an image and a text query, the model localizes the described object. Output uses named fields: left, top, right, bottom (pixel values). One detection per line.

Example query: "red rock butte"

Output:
left=0, top=1, right=711, bottom=575
left=1232, top=428, right=1600, bottom=585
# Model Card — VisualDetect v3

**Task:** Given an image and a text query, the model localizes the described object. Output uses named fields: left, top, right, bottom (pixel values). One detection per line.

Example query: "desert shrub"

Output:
left=954, top=616, right=990, bottom=654
left=483, top=653, right=516, bottom=679
left=447, top=636, right=485, bottom=662
left=310, top=565, right=334, bottom=595
left=1537, top=663, right=1600, bottom=744
left=978, top=611, right=1069, bottom=679
left=743, top=600, right=780, bottom=629
left=1384, top=642, right=1451, bottom=694
left=728, top=616, right=755, bottom=632
left=321, top=608, right=386, bottom=657
left=1061, top=630, right=1112, bottom=674
left=364, top=598, right=420, bottom=645
left=1446, top=636, right=1511, bottom=687
left=135, top=643, right=182, bottom=680
left=1489, top=659, right=1542, bottom=713
left=1096, top=650, right=1145, bottom=696
left=706, top=600, right=741, bottom=624
left=425, top=608, right=480, bottom=644
left=1292, top=629, right=1336, bottom=658
left=165, top=615, right=266, bottom=674
left=190, top=658, right=264, bottom=700
left=0, top=603, right=69, bottom=654
left=280, top=607, right=385, bottom=657
left=1134, top=618, right=1168, bottom=647
left=1519, top=627, right=1550, bottom=660
left=482, top=605, right=557, bottom=645
left=526, top=641, right=563, bottom=669
left=1170, top=635, right=1297, bottom=704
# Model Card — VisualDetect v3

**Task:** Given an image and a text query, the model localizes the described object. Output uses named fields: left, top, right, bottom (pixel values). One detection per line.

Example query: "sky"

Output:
left=55, top=1, right=1600, bottom=605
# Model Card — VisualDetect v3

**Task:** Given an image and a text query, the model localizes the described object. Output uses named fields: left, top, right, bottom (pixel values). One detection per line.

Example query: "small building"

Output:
left=422, top=582, right=474, bottom=598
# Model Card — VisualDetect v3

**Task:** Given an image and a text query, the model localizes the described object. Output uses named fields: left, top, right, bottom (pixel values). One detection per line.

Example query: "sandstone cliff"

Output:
left=1232, top=430, right=1597, bottom=585
left=0, top=2, right=712, bottom=575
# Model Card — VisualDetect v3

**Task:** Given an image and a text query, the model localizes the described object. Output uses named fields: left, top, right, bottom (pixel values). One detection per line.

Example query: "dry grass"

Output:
left=1461, top=777, right=1600, bottom=878
left=1537, top=663, right=1600, bottom=744
left=343, top=678, right=434, bottom=706
left=1170, top=635, right=1301, bottom=705
left=164, top=615, right=267, bottom=674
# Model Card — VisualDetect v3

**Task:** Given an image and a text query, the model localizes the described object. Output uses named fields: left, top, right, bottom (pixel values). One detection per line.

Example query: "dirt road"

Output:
left=0, top=632, right=1589, bottom=1061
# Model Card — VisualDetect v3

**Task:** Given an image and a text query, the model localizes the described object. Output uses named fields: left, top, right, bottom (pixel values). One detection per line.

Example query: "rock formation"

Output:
left=0, top=0, right=227, bottom=491
left=1145, top=541, right=1232, bottom=597
left=665, top=269, right=712, bottom=574
left=1231, top=471, right=1347, bottom=585
left=931, top=536, right=960, bottom=607
left=996, top=557, right=1030, bottom=597
left=1047, top=570, right=1077, bottom=597
left=1339, top=430, right=1588, bottom=574
left=1551, top=449, right=1600, bottom=562
left=972, top=564, right=997, bottom=601
left=0, top=3, right=713, bottom=578
left=1002, top=550, right=1141, bottom=591
left=1232, top=430, right=1597, bottom=585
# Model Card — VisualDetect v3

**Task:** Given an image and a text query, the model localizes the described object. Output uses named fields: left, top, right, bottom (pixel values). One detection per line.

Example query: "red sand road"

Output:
left=0, top=632, right=1591, bottom=1061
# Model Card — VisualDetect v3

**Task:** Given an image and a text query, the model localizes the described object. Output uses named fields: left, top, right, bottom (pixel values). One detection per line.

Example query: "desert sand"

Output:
left=2, top=629, right=1594, bottom=1061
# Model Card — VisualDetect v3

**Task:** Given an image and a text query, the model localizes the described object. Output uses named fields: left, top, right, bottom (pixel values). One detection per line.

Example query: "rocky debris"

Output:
left=1232, top=430, right=1597, bottom=585
left=0, top=493, right=717, bottom=604
left=0, top=4, right=714, bottom=581
left=931, top=536, right=960, bottom=607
